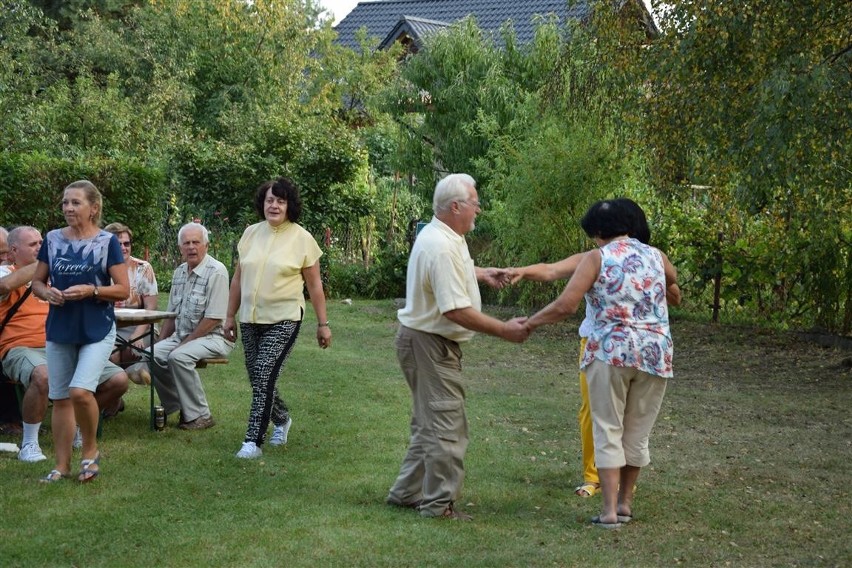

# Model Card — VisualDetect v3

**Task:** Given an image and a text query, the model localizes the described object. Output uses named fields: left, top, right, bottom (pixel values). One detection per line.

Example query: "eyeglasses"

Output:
left=119, top=241, right=132, bottom=247
left=458, top=199, right=482, bottom=209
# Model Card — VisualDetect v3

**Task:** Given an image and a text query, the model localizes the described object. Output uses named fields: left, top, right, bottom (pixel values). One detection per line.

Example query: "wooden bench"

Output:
left=195, top=357, right=229, bottom=369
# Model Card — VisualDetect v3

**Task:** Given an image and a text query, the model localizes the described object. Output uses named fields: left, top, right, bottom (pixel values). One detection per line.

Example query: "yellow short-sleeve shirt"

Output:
left=397, top=217, right=480, bottom=343
left=237, top=221, right=322, bottom=324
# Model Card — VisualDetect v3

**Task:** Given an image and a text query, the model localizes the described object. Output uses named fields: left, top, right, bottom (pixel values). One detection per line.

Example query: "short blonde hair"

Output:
left=104, top=222, right=133, bottom=239
left=64, top=180, right=103, bottom=226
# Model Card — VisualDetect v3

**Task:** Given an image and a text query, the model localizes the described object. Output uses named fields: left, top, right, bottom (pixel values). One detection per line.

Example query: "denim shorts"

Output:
left=46, top=324, right=117, bottom=399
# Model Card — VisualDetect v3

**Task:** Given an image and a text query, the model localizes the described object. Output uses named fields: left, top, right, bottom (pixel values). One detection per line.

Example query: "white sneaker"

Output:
left=269, top=418, right=292, bottom=446
left=235, top=441, right=262, bottom=459
left=18, top=442, right=47, bottom=463
left=72, top=426, right=82, bottom=449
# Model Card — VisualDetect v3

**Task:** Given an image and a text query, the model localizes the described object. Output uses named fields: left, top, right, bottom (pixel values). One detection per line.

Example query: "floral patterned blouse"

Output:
left=581, top=238, right=673, bottom=378
left=115, top=256, right=158, bottom=309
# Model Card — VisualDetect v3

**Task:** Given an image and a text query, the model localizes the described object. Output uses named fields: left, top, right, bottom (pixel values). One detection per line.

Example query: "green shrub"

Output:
left=0, top=151, right=167, bottom=247
left=327, top=250, right=408, bottom=300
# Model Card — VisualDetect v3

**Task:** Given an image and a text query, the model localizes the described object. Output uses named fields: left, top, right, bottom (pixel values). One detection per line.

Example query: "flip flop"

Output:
left=78, top=452, right=101, bottom=483
left=591, top=515, right=622, bottom=529
left=617, top=514, right=633, bottom=523
left=41, top=469, right=72, bottom=483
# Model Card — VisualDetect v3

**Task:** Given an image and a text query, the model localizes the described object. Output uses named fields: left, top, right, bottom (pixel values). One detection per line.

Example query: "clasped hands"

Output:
left=479, top=267, right=537, bottom=344
left=478, top=267, right=532, bottom=289
left=43, top=284, right=94, bottom=305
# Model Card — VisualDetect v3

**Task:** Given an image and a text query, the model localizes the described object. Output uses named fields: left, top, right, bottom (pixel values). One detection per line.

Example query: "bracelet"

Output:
left=318, top=321, right=330, bottom=327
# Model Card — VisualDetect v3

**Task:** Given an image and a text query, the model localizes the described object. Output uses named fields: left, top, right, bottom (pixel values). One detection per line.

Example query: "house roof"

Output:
left=378, top=16, right=452, bottom=50
left=333, top=0, right=592, bottom=50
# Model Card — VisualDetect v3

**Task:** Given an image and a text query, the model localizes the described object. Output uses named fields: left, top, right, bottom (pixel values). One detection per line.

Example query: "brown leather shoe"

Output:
left=386, top=497, right=421, bottom=510
left=439, top=504, right=472, bottom=521
left=178, top=415, right=216, bottom=430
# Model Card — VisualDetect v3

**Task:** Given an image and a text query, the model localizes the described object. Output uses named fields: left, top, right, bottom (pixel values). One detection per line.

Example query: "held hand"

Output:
left=223, top=317, right=238, bottom=342
left=317, top=326, right=332, bottom=349
left=508, top=268, right=525, bottom=285
left=481, top=268, right=512, bottom=289
left=501, top=317, right=530, bottom=343
left=46, top=286, right=65, bottom=306
left=62, top=284, right=93, bottom=301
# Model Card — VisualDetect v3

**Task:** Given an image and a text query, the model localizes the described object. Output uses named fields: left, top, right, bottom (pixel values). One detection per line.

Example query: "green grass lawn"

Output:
left=1, top=300, right=850, bottom=567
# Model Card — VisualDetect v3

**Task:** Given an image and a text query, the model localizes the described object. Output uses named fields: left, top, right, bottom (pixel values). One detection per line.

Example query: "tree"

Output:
left=628, top=0, right=852, bottom=331
left=1, top=0, right=378, bottom=273
left=385, top=17, right=526, bottom=189
left=383, top=14, right=649, bottom=306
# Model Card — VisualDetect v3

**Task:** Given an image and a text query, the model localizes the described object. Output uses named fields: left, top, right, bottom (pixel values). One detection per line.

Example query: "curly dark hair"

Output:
left=254, top=177, right=302, bottom=222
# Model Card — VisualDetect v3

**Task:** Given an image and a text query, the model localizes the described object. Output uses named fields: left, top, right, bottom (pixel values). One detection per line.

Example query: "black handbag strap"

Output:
left=0, top=287, right=33, bottom=335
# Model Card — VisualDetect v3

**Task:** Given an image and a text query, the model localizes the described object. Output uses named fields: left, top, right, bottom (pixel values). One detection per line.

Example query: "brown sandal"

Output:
left=575, top=482, right=600, bottom=497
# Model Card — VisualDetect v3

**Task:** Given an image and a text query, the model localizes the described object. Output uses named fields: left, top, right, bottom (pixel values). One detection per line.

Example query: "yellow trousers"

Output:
left=578, top=338, right=598, bottom=485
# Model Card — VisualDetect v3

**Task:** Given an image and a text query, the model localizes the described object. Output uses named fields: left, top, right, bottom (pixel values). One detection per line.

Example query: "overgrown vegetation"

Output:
left=379, top=1, right=851, bottom=332
left=1, top=0, right=849, bottom=331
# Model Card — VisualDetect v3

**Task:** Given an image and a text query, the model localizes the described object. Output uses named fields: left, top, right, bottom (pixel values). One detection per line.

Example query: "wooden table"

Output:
left=114, top=308, right=176, bottom=430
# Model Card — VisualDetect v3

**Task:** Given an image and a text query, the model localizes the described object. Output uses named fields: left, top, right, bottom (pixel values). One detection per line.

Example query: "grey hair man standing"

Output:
left=386, top=173, right=529, bottom=520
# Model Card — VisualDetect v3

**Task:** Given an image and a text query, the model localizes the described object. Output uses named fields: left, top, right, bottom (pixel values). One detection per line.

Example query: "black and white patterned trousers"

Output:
left=240, top=319, right=301, bottom=445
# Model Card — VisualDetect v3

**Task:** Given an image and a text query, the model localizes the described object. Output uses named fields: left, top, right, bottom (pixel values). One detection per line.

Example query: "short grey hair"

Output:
left=433, top=173, right=476, bottom=214
left=7, top=226, right=39, bottom=247
left=178, top=222, right=209, bottom=245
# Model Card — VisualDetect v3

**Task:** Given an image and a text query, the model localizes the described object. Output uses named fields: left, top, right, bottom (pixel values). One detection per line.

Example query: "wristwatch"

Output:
left=93, top=285, right=99, bottom=298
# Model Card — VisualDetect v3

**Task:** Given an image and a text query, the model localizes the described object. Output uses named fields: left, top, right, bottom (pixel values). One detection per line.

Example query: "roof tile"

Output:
left=334, top=0, right=590, bottom=49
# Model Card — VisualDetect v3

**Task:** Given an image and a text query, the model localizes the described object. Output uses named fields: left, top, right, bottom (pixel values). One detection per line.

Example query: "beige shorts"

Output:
left=585, top=359, right=667, bottom=469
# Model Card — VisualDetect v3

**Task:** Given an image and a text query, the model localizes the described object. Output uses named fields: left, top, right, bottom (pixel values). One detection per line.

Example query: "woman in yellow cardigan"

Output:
left=224, top=177, right=331, bottom=459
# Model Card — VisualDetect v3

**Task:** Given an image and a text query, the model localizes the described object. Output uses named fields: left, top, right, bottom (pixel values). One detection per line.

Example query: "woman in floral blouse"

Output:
left=104, top=222, right=159, bottom=384
left=525, top=199, right=680, bottom=529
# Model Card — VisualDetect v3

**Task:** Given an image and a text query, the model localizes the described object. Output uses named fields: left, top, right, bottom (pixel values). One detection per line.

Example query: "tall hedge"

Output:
left=0, top=151, right=168, bottom=249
